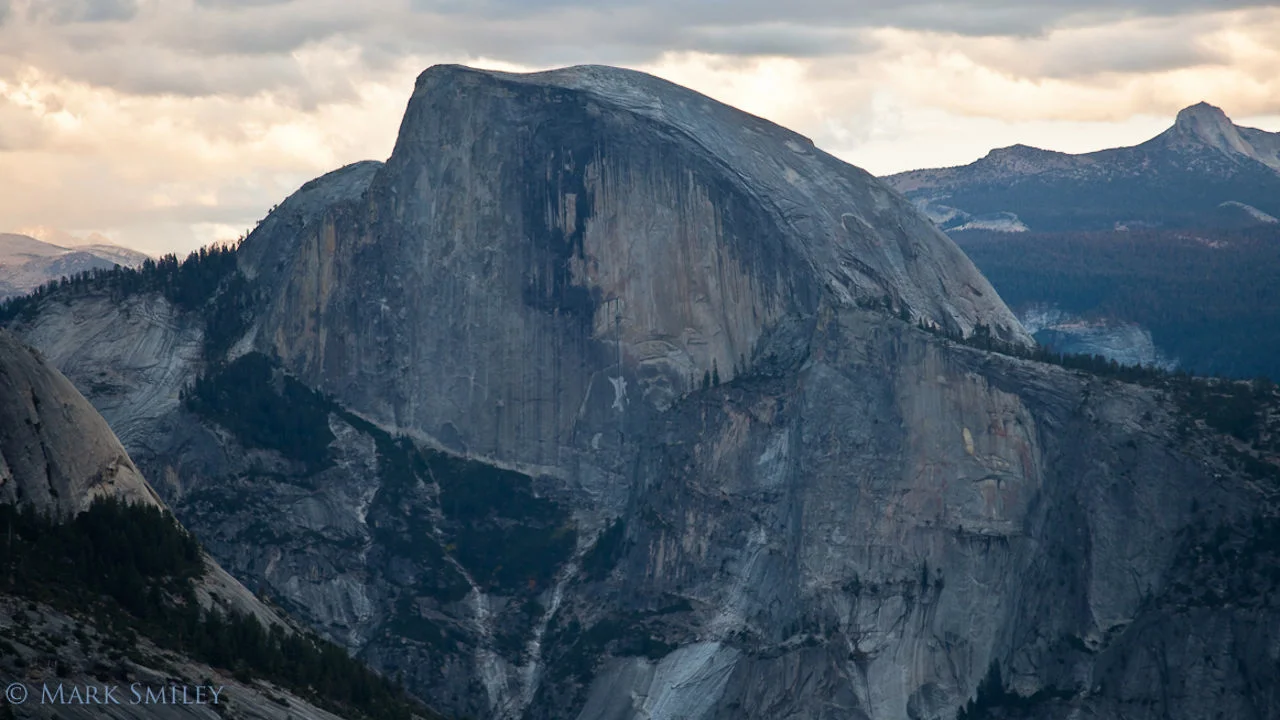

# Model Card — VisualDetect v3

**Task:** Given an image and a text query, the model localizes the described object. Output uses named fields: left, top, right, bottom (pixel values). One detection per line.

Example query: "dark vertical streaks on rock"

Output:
left=518, top=89, right=601, bottom=323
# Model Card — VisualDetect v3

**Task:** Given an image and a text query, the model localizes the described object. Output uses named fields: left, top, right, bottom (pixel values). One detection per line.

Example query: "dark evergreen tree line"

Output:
left=954, top=661, right=1071, bottom=719
left=0, top=244, right=238, bottom=320
left=0, top=242, right=257, bottom=364
left=0, top=498, right=439, bottom=720
left=953, top=225, right=1280, bottom=379
left=431, top=447, right=578, bottom=594
left=180, top=352, right=336, bottom=471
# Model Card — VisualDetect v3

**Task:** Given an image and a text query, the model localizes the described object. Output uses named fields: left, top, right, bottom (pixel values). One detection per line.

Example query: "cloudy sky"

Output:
left=2, top=0, right=1279, bottom=256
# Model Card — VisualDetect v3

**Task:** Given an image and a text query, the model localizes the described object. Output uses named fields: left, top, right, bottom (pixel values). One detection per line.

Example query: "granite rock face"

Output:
left=6, top=65, right=1279, bottom=720
left=0, top=598, right=347, bottom=720
left=0, top=326, right=290, bottom=627
left=13, top=293, right=205, bottom=453
left=542, top=307, right=1270, bottom=720
left=243, top=64, right=1028, bottom=479
left=0, top=327, right=161, bottom=517
left=0, top=330, right=363, bottom=720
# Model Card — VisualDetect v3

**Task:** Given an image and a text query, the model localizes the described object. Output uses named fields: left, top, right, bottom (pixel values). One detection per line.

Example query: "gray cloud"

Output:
left=0, top=0, right=1265, bottom=109
left=194, top=0, right=295, bottom=7
left=159, top=7, right=356, bottom=57
left=1036, top=38, right=1226, bottom=78
left=949, top=13, right=1243, bottom=81
left=26, top=0, right=138, bottom=23
left=677, top=24, right=875, bottom=58
left=411, top=0, right=1277, bottom=37
left=3, top=0, right=1278, bottom=257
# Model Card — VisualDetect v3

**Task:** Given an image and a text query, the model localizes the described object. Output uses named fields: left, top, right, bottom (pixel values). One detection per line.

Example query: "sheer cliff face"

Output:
left=0, top=329, right=161, bottom=517
left=554, top=309, right=1251, bottom=720
left=243, top=64, right=1028, bottom=473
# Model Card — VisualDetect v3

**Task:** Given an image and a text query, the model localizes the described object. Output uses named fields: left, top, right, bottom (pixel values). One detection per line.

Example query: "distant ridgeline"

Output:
left=952, top=225, right=1280, bottom=381
left=0, top=243, right=257, bottom=361
left=882, top=102, right=1280, bottom=381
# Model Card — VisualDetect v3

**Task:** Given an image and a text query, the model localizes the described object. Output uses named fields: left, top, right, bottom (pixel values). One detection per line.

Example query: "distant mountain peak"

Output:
left=983, top=143, right=1037, bottom=159
left=883, top=100, right=1280, bottom=231
left=994, top=143, right=1044, bottom=153
left=1166, top=101, right=1256, bottom=158
left=982, top=143, right=1071, bottom=160
left=1175, top=101, right=1231, bottom=128
left=974, top=142, right=1078, bottom=175
left=0, top=233, right=152, bottom=300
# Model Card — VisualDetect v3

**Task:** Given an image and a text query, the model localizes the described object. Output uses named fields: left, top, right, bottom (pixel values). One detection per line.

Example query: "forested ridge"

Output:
left=0, top=242, right=257, bottom=361
left=953, top=225, right=1280, bottom=379
left=0, top=498, right=441, bottom=720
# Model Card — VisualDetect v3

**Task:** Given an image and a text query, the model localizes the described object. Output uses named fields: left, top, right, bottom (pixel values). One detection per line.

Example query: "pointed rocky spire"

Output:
left=1174, top=101, right=1232, bottom=131
left=1168, top=101, right=1254, bottom=157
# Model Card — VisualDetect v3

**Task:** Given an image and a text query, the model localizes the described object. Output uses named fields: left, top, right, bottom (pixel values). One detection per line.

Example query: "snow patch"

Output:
left=610, top=375, right=628, bottom=412
left=951, top=212, right=1028, bottom=233
left=1219, top=200, right=1279, bottom=224
left=915, top=201, right=966, bottom=227
left=1018, top=305, right=1177, bottom=370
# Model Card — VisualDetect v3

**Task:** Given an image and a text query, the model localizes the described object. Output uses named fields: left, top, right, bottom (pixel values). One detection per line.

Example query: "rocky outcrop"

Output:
left=12, top=293, right=204, bottom=453
left=0, top=325, right=296, bottom=630
left=236, top=160, right=382, bottom=298
left=0, top=328, right=422, bottom=719
left=1165, top=102, right=1280, bottom=172
left=0, top=328, right=161, bottom=517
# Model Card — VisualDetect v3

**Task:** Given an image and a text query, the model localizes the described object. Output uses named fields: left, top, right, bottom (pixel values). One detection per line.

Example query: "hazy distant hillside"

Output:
left=885, top=103, right=1280, bottom=232
left=886, top=102, right=1280, bottom=377
left=953, top=226, right=1280, bottom=379
left=0, top=232, right=151, bottom=299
